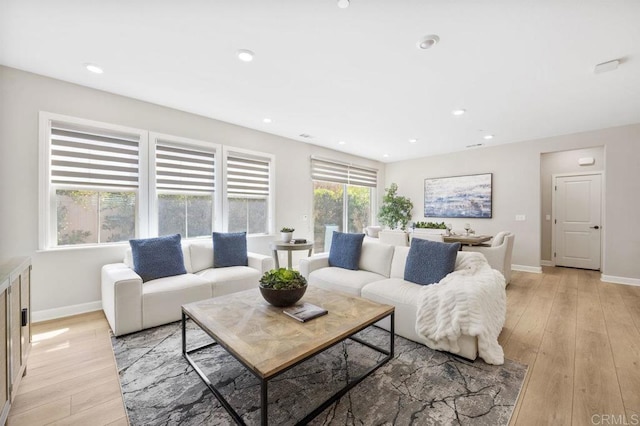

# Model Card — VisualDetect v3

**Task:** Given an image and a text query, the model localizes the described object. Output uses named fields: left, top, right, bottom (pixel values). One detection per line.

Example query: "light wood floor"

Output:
left=7, top=267, right=640, bottom=426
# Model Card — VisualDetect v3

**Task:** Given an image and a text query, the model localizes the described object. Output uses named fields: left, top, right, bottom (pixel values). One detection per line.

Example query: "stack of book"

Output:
left=283, top=302, right=328, bottom=322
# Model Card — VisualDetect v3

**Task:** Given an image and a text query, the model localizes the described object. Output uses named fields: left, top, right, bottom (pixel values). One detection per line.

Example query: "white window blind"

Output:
left=156, top=142, right=215, bottom=192
left=310, top=157, right=377, bottom=188
left=226, top=154, right=270, bottom=196
left=50, top=121, right=140, bottom=188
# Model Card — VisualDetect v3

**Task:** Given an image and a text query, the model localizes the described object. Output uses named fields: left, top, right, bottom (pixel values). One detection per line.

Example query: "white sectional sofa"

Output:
left=102, top=239, right=273, bottom=336
left=300, top=241, right=506, bottom=362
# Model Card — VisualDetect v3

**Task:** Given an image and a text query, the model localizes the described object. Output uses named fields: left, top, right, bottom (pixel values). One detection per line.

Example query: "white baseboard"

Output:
left=540, top=260, right=554, bottom=267
left=600, top=275, right=640, bottom=287
left=32, top=300, right=102, bottom=323
left=512, top=264, right=542, bottom=274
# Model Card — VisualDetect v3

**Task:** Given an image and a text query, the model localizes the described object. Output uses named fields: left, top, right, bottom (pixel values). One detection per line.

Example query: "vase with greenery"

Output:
left=378, top=183, right=413, bottom=230
left=280, top=227, right=294, bottom=242
left=259, top=268, right=308, bottom=307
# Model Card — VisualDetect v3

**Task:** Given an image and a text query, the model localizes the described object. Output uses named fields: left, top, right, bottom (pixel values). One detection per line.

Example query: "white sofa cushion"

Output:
left=309, top=267, right=384, bottom=296
left=101, top=263, right=143, bottom=336
left=390, top=246, right=410, bottom=278
left=359, top=241, right=394, bottom=277
left=196, top=266, right=261, bottom=297
left=189, top=241, right=214, bottom=273
left=361, top=277, right=423, bottom=341
left=142, top=273, right=211, bottom=329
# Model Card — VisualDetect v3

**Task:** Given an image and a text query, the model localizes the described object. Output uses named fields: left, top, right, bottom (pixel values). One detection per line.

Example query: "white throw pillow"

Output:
left=365, top=226, right=382, bottom=238
left=492, top=231, right=508, bottom=247
left=359, top=241, right=394, bottom=277
left=389, top=246, right=410, bottom=278
left=190, top=241, right=214, bottom=273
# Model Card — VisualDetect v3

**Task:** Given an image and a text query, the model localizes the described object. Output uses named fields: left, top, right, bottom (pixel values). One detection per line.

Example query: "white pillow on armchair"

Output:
left=365, top=226, right=382, bottom=238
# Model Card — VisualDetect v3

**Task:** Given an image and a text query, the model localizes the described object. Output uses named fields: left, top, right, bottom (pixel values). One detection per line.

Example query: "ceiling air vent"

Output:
left=299, top=133, right=313, bottom=139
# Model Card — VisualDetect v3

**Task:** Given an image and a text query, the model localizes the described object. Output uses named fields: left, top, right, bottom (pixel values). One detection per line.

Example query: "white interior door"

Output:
left=554, top=174, right=602, bottom=270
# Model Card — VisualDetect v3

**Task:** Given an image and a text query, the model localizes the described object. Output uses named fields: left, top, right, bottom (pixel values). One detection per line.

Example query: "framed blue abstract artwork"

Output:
left=424, top=173, right=492, bottom=218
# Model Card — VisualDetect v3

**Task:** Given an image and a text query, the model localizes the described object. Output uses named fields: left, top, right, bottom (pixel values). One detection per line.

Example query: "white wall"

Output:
left=385, top=124, right=640, bottom=281
left=0, top=66, right=384, bottom=319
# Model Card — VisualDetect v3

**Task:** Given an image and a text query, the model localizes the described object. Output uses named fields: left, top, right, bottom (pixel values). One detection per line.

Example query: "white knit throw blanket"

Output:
left=415, top=252, right=507, bottom=365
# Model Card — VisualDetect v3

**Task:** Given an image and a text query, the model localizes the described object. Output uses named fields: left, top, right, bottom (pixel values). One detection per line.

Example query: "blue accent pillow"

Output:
left=404, top=238, right=460, bottom=285
left=213, top=232, right=248, bottom=268
left=328, top=231, right=365, bottom=270
left=130, top=234, right=187, bottom=283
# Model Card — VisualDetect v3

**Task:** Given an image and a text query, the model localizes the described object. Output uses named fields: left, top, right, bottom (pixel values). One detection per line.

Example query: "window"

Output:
left=41, top=115, right=146, bottom=248
left=40, top=114, right=275, bottom=248
left=152, top=135, right=219, bottom=239
left=225, top=151, right=273, bottom=234
left=311, top=157, right=377, bottom=252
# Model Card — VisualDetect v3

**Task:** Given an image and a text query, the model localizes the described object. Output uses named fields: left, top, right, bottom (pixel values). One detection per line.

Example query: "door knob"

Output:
left=590, top=225, right=600, bottom=229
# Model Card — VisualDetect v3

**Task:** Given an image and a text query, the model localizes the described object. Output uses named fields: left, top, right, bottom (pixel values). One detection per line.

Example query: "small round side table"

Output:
left=269, top=241, right=314, bottom=269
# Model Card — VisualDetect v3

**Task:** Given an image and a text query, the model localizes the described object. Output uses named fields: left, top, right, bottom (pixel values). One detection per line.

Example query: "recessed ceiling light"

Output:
left=263, top=118, right=272, bottom=123
left=337, top=0, right=350, bottom=8
left=338, top=141, right=346, bottom=145
left=383, top=154, right=389, bottom=158
left=452, top=109, right=466, bottom=116
left=85, top=63, right=103, bottom=74
left=417, top=35, right=440, bottom=50
left=409, top=138, right=418, bottom=144
left=483, top=134, right=494, bottom=140
left=237, top=49, right=254, bottom=62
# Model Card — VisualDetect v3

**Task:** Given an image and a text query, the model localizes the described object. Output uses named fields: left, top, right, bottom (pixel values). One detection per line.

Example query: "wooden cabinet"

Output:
left=0, top=257, right=31, bottom=425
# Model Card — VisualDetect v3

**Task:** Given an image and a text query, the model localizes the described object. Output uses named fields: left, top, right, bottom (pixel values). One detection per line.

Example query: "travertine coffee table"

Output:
left=182, top=286, right=394, bottom=425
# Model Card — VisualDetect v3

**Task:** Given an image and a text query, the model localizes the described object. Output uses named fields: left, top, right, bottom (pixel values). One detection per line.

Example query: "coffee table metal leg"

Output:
left=261, top=380, right=268, bottom=426
left=390, top=312, right=395, bottom=358
left=181, top=312, right=186, bottom=355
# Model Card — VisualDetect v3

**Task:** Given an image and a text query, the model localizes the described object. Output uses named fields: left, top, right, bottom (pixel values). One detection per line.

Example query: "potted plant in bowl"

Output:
left=259, top=268, right=307, bottom=307
left=280, top=227, right=294, bottom=242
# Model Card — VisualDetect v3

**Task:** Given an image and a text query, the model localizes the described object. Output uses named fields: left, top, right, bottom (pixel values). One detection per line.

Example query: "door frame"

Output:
left=551, top=171, right=605, bottom=269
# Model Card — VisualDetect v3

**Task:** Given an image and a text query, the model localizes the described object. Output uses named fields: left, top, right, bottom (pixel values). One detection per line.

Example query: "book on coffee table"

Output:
left=283, top=302, right=328, bottom=322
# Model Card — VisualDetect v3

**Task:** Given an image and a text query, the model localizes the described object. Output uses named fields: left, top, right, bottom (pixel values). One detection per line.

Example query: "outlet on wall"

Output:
left=515, top=214, right=526, bottom=221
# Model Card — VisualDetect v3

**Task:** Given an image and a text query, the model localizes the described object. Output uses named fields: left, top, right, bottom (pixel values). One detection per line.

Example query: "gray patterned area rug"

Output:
left=111, top=321, right=526, bottom=425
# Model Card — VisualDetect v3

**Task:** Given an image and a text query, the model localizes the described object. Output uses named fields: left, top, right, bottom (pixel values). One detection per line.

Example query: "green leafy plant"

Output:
left=378, top=183, right=413, bottom=230
left=414, top=221, right=447, bottom=229
left=280, top=227, right=295, bottom=233
left=259, top=268, right=307, bottom=290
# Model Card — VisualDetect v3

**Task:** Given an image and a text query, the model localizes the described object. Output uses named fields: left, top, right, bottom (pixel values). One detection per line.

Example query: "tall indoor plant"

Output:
left=378, top=183, right=413, bottom=230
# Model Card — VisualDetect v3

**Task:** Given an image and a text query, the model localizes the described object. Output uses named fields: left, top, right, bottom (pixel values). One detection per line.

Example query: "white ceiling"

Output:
left=2, top=0, right=639, bottom=163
